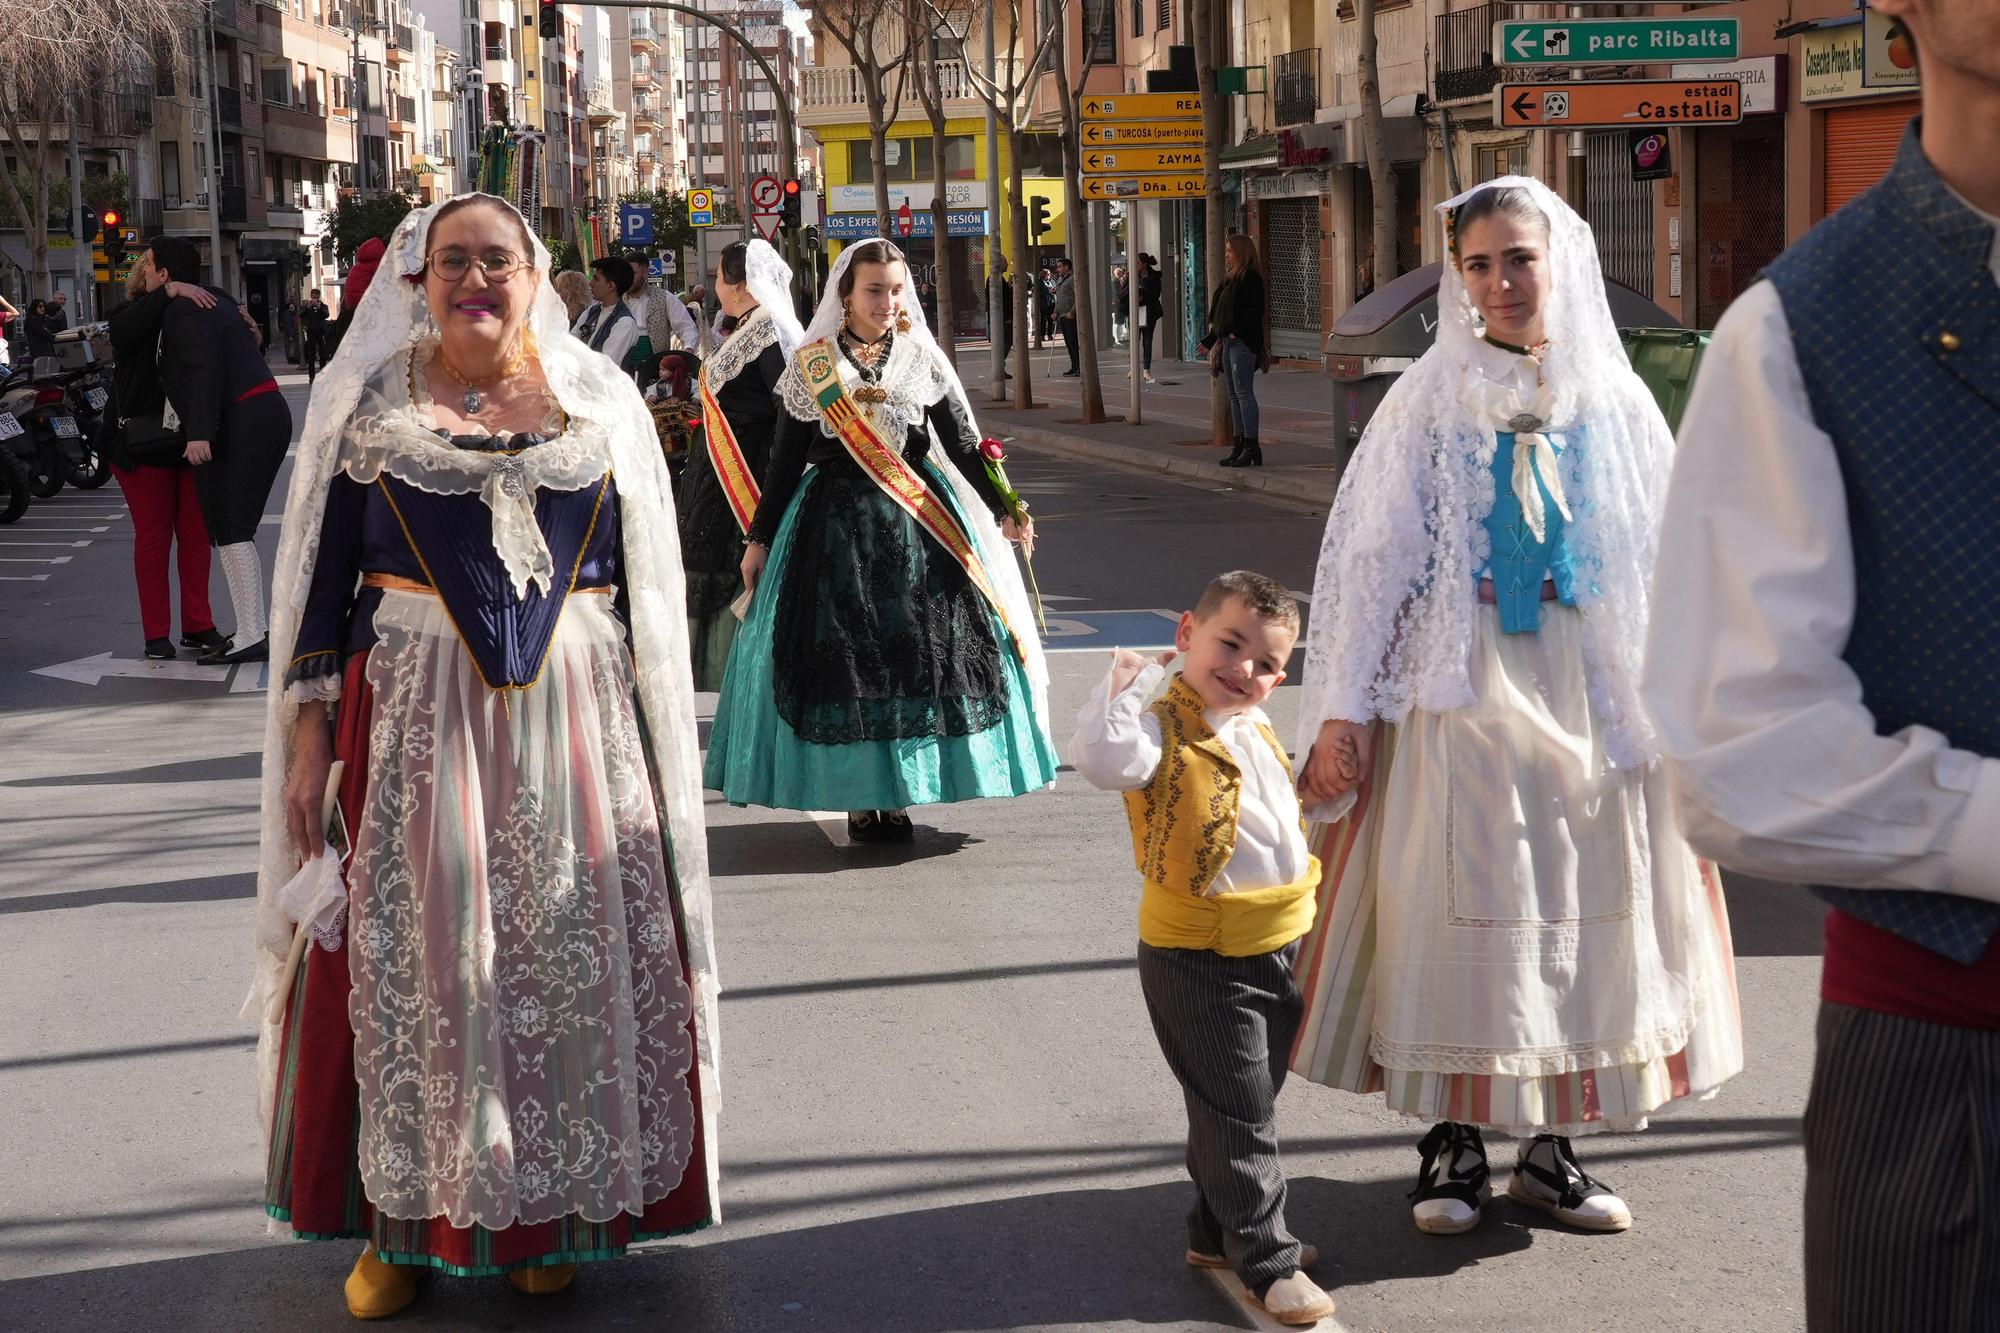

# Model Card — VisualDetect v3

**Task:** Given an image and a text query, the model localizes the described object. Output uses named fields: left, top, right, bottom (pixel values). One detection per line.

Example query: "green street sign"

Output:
left=1495, top=18, right=1739, bottom=66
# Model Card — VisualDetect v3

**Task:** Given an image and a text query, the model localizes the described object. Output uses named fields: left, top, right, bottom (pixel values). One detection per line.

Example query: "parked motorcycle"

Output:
left=0, top=407, right=35, bottom=523
left=0, top=359, right=84, bottom=498
left=48, top=326, right=112, bottom=488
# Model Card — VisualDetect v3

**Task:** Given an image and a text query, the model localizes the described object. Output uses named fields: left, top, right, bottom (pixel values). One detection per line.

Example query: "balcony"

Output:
left=213, top=85, right=244, bottom=128
left=631, top=64, right=656, bottom=89
left=136, top=197, right=165, bottom=232
left=387, top=23, right=412, bottom=62
left=631, top=99, right=661, bottom=128
left=629, top=21, right=657, bottom=48
left=1434, top=3, right=1568, bottom=104
left=1273, top=48, right=1318, bottom=128
left=586, top=77, right=615, bottom=123
left=799, top=58, right=1012, bottom=129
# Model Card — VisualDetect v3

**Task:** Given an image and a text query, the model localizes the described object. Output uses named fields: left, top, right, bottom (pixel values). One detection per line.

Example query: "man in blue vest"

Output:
left=1643, top=4, right=2000, bottom=1325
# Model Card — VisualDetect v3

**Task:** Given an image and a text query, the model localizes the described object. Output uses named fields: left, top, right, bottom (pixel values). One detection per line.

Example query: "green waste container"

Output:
left=1619, top=327, right=1712, bottom=434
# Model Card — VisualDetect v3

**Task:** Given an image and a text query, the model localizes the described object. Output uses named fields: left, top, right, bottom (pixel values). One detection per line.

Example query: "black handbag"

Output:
left=119, top=404, right=186, bottom=467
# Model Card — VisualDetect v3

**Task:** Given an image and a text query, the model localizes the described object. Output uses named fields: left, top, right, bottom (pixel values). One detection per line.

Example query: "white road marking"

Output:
left=3, top=525, right=110, bottom=532
left=0, top=574, right=50, bottom=581
left=807, top=810, right=849, bottom=847
left=34, top=651, right=231, bottom=686
left=0, top=555, right=72, bottom=563
left=0, top=539, right=92, bottom=547
left=229, top=661, right=270, bottom=693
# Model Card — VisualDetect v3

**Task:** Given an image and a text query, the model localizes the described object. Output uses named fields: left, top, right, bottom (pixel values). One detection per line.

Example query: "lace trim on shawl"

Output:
left=702, top=306, right=780, bottom=388
left=777, top=332, right=954, bottom=444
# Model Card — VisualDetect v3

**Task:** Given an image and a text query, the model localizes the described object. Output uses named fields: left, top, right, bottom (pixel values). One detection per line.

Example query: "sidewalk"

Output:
left=956, top=338, right=1344, bottom=507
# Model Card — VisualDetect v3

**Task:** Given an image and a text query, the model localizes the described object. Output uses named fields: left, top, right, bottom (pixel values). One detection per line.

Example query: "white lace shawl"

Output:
left=1295, top=176, right=1675, bottom=770
left=242, top=196, right=723, bottom=1216
left=776, top=242, right=1051, bottom=736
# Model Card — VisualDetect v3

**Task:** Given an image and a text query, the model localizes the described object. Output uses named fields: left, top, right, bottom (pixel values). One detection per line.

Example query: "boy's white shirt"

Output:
left=1069, top=660, right=1345, bottom=896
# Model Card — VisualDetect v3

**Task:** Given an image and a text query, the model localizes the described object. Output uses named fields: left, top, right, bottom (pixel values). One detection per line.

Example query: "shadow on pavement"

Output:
left=0, top=871, right=256, bottom=916
left=0, top=752, right=264, bottom=788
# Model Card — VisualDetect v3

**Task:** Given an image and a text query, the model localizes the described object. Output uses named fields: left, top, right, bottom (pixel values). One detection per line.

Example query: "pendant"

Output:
left=463, top=386, right=484, bottom=414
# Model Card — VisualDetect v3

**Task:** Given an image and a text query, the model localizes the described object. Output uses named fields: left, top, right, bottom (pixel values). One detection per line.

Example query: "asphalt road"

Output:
left=0, top=371, right=1821, bottom=1331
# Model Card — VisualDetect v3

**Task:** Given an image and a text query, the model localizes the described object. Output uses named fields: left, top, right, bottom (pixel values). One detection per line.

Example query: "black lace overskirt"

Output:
left=770, top=461, right=1009, bottom=745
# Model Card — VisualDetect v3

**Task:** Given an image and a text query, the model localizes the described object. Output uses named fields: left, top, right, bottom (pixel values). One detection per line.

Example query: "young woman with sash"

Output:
left=676, top=240, right=802, bottom=689
left=704, top=239, right=1057, bottom=843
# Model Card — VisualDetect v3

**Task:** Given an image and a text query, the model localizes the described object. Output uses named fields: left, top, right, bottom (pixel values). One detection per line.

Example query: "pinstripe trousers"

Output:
left=1138, top=940, right=1306, bottom=1294
left=1804, top=1002, right=2000, bottom=1331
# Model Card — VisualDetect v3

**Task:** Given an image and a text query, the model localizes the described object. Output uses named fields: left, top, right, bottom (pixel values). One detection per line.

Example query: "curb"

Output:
left=992, top=418, right=1336, bottom=509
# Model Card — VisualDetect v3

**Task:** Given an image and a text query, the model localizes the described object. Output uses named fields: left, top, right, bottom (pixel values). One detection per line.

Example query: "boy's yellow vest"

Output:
left=1122, top=675, right=1320, bottom=957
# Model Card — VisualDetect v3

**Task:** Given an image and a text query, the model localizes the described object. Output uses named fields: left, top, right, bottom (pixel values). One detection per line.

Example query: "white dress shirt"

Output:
left=1642, top=222, right=2000, bottom=905
left=571, top=301, right=638, bottom=369
left=1069, top=662, right=1323, bottom=896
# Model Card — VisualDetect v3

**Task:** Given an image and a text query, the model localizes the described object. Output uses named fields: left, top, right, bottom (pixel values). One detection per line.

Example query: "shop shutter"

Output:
left=1822, top=101, right=1918, bottom=215
left=1262, top=195, right=1324, bottom=359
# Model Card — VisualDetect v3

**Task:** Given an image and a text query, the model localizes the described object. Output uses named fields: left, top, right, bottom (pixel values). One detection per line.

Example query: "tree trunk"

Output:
left=1006, top=125, right=1034, bottom=408
left=1053, top=38, right=1103, bottom=422
left=1356, top=0, right=1396, bottom=296
left=866, top=78, right=894, bottom=237
left=929, top=110, right=955, bottom=363
left=1190, top=0, right=1229, bottom=446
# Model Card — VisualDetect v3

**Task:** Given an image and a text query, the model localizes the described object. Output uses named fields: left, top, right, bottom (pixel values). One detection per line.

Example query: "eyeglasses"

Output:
left=426, top=250, right=526, bottom=282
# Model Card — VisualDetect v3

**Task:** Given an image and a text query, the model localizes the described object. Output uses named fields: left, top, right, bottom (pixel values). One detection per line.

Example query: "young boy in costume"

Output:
left=1069, top=570, right=1345, bottom=1328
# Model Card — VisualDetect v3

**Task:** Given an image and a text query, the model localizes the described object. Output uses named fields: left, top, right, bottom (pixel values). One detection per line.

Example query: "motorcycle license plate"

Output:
left=0, top=414, right=21, bottom=440
left=85, top=387, right=108, bottom=410
left=50, top=416, right=79, bottom=438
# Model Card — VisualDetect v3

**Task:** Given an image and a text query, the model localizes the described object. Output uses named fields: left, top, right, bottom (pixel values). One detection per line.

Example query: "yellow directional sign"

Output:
left=1081, top=92, right=1203, bottom=121
left=1082, top=121, right=1204, bottom=147
left=1082, top=174, right=1206, bottom=201
left=1082, top=146, right=1206, bottom=175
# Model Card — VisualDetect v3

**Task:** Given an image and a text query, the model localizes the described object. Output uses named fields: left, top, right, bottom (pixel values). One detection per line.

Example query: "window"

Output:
left=262, top=63, right=293, bottom=106
left=162, top=142, right=182, bottom=201
left=1082, top=0, right=1117, bottom=64
left=1157, top=0, right=1170, bottom=30
left=1475, top=140, right=1527, bottom=181
left=155, top=58, right=176, bottom=98
left=1132, top=0, right=1143, bottom=38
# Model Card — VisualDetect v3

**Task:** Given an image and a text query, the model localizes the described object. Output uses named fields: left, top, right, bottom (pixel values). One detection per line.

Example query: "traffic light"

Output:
left=1028, top=195, right=1050, bottom=242
left=78, top=206, right=98, bottom=241
left=101, top=209, right=128, bottom=272
left=780, top=177, right=801, bottom=230
left=537, top=0, right=560, bottom=39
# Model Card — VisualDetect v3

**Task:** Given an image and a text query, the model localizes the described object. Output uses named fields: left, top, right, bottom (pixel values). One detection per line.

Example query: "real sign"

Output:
left=1669, top=56, right=1783, bottom=116
left=822, top=210, right=988, bottom=240
left=1081, top=92, right=1203, bottom=120
left=1081, top=174, right=1205, bottom=201
left=1496, top=79, right=1742, bottom=129
left=1082, top=147, right=1207, bottom=175
left=1082, top=122, right=1204, bottom=147
left=688, top=187, right=715, bottom=228
left=1495, top=17, right=1739, bottom=66
left=617, top=203, right=654, bottom=246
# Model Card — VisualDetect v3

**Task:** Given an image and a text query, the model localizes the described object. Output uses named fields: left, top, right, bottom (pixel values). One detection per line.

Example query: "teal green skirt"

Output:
left=702, top=465, right=1058, bottom=812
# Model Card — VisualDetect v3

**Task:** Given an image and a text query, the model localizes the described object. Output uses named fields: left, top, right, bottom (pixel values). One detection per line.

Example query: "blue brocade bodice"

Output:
left=1476, top=430, right=1579, bottom=634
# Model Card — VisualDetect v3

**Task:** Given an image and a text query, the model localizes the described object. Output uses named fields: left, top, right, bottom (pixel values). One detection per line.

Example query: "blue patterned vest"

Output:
left=1763, top=124, right=2000, bottom=965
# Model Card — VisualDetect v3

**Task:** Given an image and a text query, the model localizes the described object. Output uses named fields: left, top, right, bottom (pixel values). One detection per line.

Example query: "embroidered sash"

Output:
left=794, top=339, right=1024, bottom=658
left=699, top=367, right=760, bottom=533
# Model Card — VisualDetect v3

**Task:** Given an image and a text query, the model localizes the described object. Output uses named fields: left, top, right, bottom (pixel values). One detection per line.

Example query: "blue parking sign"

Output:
left=618, top=204, right=654, bottom=246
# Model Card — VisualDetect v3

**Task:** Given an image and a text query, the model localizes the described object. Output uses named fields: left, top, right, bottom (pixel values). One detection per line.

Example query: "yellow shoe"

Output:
left=507, top=1263, right=576, bottom=1295
left=344, top=1244, right=420, bottom=1320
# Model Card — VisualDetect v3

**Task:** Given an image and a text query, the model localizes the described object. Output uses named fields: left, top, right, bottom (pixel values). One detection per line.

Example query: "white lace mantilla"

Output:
left=777, top=331, right=955, bottom=447
left=1295, top=176, right=1674, bottom=771
left=701, top=305, right=780, bottom=390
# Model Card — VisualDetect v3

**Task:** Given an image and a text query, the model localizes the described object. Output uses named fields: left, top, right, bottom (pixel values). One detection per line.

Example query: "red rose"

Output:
left=978, top=437, right=1007, bottom=461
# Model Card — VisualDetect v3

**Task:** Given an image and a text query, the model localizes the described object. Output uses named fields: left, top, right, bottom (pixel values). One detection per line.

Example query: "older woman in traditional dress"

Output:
left=245, top=193, right=718, bottom=1318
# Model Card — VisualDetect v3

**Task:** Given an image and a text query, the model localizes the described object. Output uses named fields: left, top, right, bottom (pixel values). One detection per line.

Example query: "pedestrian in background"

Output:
left=149, top=234, right=294, bottom=664
left=298, top=288, right=330, bottom=382
left=1054, top=257, right=1078, bottom=377
left=49, top=291, right=70, bottom=335
left=1202, top=235, right=1268, bottom=467
left=993, top=258, right=1014, bottom=377
left=0, top=291, right=18, bottom=366
left=553, top=267, right=591, bottom=324
left=1644, top=7, right=2000, bottom=1323
left=103, top=255, right=228, bottom=661
left=24, top=298, right=58, bottom=360
left=1069, top=570, right=1340, bottom=1328
left=1130, top=254, right=1163, bottom=385
left=571, top=254, right=639, bottom=368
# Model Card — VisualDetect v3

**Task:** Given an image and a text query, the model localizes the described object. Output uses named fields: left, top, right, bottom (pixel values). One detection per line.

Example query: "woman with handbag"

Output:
left=704, top=239, right=1057, bottom=843
left=103, top=261, right=230, bottom=660
left=1201, top=236, right=1269, bottom=468
left=251, top=193, right=719, bottom=1318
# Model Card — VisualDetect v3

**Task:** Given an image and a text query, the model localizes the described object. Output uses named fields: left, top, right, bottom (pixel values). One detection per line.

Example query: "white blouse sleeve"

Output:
left=1068, top=661, right=1168, bottom=792
left=1641, top=280, right=2000, bottom=901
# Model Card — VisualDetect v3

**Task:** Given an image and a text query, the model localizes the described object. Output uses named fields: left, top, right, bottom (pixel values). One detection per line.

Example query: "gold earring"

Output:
left=895, top=310, right=912, bottom=334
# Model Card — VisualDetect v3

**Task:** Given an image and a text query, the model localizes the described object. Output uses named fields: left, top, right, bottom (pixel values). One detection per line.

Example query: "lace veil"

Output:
left=1295, top=176, right=1675, bottom=769
left=242, top=195, right=723, bottom=1210
left=740, top=238, right=804, bottom=358
left=778, top=240, right=1050, bottom=732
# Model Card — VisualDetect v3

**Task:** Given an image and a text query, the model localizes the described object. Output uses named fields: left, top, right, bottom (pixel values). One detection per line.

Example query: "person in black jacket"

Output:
left=102, top=263, right=231, bottom=660
left=145, top=234, right=294, bottom=664
left=1202, top=233, right=1269, bottom=467
left=23, top=298, right=59, bottom=360
left=1136, top=253, right=1164, bottom=383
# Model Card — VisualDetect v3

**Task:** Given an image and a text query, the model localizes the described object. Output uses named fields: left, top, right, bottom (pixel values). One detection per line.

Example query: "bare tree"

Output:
left=903, top=0, right=976, bottom=366
left=934, top=0, right=1058, bottom=408
left=816, top=0, right=916, bottom=238
left=1, top=4, right=200, bottom=296
left=1048, top=5, right=1108, bottom=422
left=1189, top=0, right=1230, bottom=445
left=1355, top=0, right=1396, bottom=298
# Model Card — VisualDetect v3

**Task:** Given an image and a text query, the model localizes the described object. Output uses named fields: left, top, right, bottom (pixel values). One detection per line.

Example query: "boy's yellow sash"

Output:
left=794, top=339, right=1023, bottom=658
left=698, top=366, right=760, bottom=533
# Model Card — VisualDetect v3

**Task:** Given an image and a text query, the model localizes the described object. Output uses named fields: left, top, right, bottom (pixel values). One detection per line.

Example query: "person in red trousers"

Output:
left=104, top=260, right=230, bottom=660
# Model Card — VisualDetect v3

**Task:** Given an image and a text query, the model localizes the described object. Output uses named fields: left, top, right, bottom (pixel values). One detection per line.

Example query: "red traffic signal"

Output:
left=101, top=208, right=122, bottom=230
left=780, top=178, right=802, bottom=229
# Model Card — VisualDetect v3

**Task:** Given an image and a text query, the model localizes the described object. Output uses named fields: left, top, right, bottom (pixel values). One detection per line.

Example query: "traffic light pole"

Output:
left=567, top=1, right=803, bottom=298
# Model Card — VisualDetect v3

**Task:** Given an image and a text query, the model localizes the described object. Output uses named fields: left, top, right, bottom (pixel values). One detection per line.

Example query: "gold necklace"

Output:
left=436, top=341, right=530, bottom=414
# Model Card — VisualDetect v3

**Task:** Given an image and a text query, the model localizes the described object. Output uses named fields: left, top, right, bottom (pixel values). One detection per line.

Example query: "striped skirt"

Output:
left=1287, top=607, right=1743, bottom=1135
